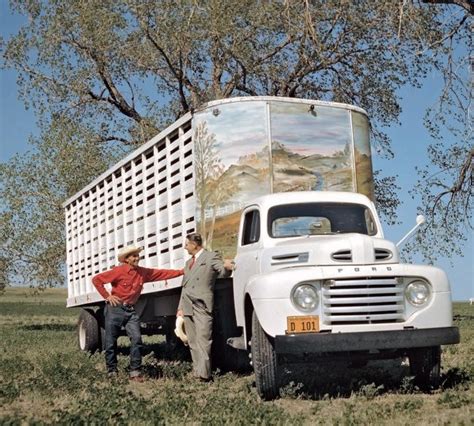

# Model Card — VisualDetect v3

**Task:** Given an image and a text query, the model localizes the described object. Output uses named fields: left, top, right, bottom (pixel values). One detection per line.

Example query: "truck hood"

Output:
left=260, top=233, right=398, bottom=271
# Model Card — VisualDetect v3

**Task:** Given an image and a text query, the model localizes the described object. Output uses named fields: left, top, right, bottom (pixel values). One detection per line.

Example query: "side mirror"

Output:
left=396, top=215, right=426, bottom=248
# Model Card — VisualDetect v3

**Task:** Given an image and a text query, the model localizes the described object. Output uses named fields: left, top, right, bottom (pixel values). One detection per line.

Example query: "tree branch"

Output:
left=422, top=0, right=474, bottom=15
left=429, top=148, right=473, bottom=214
left=144, top=29, right=192, bottom=112
left=66, top=35, right=143, bottom=122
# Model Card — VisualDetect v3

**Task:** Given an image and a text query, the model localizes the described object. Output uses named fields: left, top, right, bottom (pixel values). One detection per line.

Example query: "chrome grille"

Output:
left=322, top=277, right=405, bottom=325
left=375, top=248, right=392, bottom=261
left=331, top=249, right=352, bottom=262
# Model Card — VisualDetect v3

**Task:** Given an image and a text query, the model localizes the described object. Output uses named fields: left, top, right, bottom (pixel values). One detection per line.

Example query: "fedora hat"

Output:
left=174, top=315, right=188, bottom=345
left=117, top=245, right=143, bottom=262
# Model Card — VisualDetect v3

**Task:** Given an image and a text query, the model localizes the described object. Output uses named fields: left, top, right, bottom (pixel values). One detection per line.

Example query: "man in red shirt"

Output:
left=92, top=245, right=183, bottom=380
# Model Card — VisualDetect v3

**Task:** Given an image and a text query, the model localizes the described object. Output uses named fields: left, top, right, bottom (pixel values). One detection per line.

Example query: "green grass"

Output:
left=1, top=288, right=472, bottom=424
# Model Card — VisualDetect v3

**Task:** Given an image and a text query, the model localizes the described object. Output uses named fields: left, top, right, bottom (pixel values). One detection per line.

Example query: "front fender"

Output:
left=245, top=264, right=454, bottom=338
left=245, top=267, right=324, bottom=337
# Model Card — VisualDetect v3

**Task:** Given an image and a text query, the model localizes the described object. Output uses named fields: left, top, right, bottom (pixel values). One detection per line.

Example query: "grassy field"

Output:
left=0, top=288, right=472, bottom=424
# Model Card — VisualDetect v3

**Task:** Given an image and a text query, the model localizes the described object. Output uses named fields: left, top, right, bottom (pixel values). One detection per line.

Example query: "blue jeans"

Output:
left=104, top=304, right=143, bottom=374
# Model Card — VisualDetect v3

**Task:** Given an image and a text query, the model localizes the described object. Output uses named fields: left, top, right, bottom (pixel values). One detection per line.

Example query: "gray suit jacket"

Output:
left=178, top=250, right=231, bottom=316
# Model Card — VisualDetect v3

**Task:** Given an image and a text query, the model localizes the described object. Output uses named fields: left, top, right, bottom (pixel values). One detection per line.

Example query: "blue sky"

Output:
left=270, top=103, right=351, bottom=156
left=195, top=101, right=268, bottom=168
left=1, top=6, right=472, bottom=300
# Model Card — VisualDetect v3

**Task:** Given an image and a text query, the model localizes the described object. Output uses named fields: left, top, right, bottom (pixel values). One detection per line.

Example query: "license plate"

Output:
left=286, top=315, right=320, bottom=334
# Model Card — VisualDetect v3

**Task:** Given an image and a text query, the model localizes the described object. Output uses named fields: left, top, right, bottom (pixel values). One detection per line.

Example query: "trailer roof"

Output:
left=62, top=97, right=368, bottom=208
left=195, top=96, right=368, bottom=116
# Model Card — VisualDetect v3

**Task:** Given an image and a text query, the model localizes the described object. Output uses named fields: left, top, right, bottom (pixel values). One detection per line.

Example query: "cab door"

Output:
left=233, top=207, right=262, bottom=328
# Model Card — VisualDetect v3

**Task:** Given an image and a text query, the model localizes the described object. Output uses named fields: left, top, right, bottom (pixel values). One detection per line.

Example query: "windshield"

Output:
left=268, top=202, right=377, bottom=238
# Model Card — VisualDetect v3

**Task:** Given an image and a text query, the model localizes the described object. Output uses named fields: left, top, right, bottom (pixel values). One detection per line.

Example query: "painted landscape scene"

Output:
left=193, top=100, right=372, bottom=257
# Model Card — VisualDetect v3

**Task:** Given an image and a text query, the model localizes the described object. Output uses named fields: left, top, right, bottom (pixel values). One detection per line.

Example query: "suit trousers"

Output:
left=184, top=302, right=213, bottom=379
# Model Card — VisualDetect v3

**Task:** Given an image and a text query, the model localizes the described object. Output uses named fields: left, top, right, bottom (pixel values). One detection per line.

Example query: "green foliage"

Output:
left=437, top=388, right=472, bottom=409
left=0, top=117, right=124, bottom=287
left=279, top=381, right=306, bottom=399
left=399, top=375, right=417, bottom=394
left=394, top=397, right=424, bottom=412
left=406, top=140, right=472, bottom=263
left=356, top=383, right=385, bottom=400
left=373, top=170, right=402, bottom=226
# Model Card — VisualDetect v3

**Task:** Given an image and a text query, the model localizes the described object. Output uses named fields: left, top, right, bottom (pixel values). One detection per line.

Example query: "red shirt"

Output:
left=92, top=264, right=184, bottom=305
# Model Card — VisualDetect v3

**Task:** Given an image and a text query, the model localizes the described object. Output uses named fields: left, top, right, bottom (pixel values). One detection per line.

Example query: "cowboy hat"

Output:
left=174, top=315, right=188, bottom=345
left=117, top=245, right=143, bottom=262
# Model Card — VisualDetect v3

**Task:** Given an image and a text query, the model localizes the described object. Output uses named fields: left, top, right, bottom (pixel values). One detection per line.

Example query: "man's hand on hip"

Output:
left=107, top=295, right=122, bottom=306
left=176, top=309, right=183, bottom=317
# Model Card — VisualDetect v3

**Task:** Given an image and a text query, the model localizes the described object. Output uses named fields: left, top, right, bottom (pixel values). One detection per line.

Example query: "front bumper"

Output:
left=275, top=327, right=460, bottom=355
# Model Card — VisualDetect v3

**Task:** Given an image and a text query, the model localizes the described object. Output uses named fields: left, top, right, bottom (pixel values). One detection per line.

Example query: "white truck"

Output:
left=63, top=97, right=459, bottom=399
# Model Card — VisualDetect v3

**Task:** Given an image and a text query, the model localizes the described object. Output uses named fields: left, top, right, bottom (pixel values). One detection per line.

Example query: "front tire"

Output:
left=77, top=308, right=100, bottom=353
left=408, top=346, right=441, bottom=390
left=251, top=311, right=279, bottom=400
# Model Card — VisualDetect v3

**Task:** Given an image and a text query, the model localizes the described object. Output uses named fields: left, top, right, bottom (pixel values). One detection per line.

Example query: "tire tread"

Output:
left=251, top=311, right=279, bottom=400
left=409, top=345, right=441, bottom=390
left=77, top=308, right=100, bottom=353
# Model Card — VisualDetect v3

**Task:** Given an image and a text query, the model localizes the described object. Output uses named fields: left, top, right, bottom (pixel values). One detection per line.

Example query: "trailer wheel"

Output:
left=408, top=346, right=441, bottom=390
left=77, top=308, right=100, bottom=353
left=251, top=311, right=279, bottom=400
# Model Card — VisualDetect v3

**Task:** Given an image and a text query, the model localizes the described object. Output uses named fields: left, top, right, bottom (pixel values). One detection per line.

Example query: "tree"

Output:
left=206, top=164, right=240, bottom=248
left=193, top=121, right=221, bottom=241
left=0, top=256, right=7, bottom=294
left=3, top=1, right=466, bottom=148
left=405, top=0, right=472, bottom=262
left=423, top=0, right=473, bottom=14
left=0, top=116, right=123, bottom=287
left=1, top=0, right=471, bottom=286
left=406, top=142, right=472, bottom=262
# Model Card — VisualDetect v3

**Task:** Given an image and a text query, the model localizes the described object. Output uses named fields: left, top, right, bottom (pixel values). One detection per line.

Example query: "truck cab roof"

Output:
left=246, top=191, right=375, bottom=210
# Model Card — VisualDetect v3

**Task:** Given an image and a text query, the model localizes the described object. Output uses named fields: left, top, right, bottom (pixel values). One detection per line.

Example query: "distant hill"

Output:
left=216, top=140, right=353, bottom=207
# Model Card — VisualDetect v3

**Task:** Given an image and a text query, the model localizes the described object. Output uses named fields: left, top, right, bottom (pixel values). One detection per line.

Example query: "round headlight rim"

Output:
left=290, top=282, right=320, bottom=312
left=405, top=279, right=431, bottom=307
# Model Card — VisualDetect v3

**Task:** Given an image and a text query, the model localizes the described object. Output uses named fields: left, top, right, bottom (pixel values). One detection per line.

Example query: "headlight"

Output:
left=291, top=283, right=319, bottom=311
left=405, top=280, right=431, bottom=306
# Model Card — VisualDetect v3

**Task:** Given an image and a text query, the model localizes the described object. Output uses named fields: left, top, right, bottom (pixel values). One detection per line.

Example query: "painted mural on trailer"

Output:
left=193, top=100, right=374, bottom=257
left=352, top=111, right=375, bottom=199
left=193, top=101, right=269, bottom=257
left=269, top=102, right=354, bottom=194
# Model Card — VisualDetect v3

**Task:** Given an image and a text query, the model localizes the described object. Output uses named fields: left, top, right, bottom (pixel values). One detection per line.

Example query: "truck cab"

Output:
left=232, top=191, right=459, bottom=400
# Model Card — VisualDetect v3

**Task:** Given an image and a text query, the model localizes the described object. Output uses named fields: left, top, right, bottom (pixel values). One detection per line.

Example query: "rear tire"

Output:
left=408, top=346, right=441, bottom=390
left=78, top=308, right=100, bottom=353
left=251, top=311, right=279, bottom=400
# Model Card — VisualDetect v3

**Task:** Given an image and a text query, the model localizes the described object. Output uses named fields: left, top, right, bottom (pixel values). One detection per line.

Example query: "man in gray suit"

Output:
left=177, top=233, right=234, bottom=381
